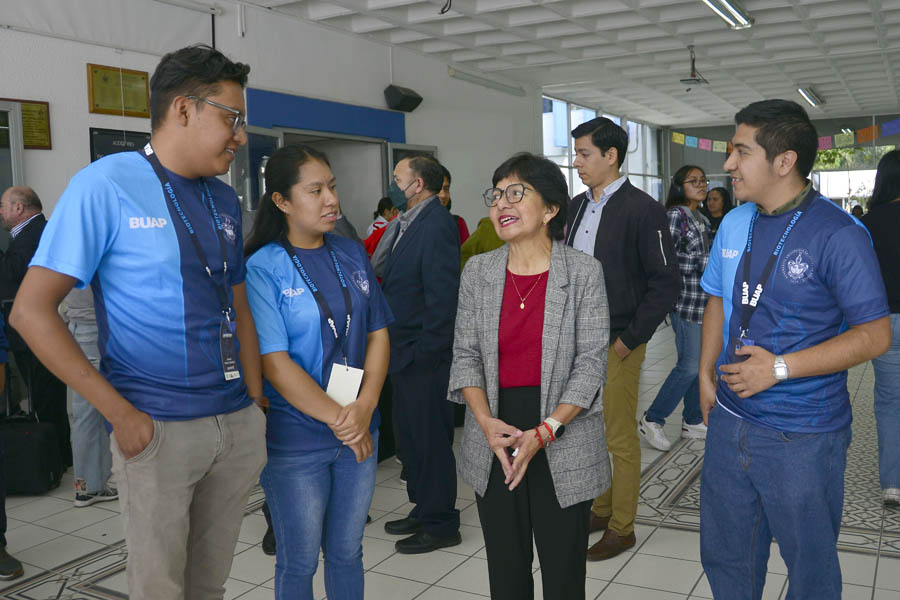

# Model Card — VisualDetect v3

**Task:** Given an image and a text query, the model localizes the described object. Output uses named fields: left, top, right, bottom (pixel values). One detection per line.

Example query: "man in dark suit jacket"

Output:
left=379, top=156, right=461, bottom=554
left=0, top=186, right=71, bottom=467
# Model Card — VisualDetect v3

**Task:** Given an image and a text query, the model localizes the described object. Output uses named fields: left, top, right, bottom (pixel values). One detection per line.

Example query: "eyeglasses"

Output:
left=483, top=183, right=532, bottom=207
left=683, top=177, right=709, bottom=187
left=185, top=96, right=246, bottom=133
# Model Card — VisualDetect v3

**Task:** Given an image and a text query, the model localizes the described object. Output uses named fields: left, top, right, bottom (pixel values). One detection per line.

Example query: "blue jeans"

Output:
left=700, top=406, right=850, bottom=600
left=68, top=321, right=113, bottom=494
left=261, top=430, right=378, bottom=600
left=873, top=313, right=900, bottom=489
left=646, top=313, right=702, bottom=426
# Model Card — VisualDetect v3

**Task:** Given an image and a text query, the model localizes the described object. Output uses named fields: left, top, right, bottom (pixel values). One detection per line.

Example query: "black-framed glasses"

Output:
left=186, top=95, right=246, bottom=133
left=684, top=177, right=709, bottom=187
left=483, top=183, right=531, bottom=207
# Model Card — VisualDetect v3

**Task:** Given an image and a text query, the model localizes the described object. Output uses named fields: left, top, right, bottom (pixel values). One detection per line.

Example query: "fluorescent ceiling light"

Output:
left=700, top=0, right=753, bottom=30
left=797, top=87, right=824, bottom=107
left=448, top=66, right=526, bottom=97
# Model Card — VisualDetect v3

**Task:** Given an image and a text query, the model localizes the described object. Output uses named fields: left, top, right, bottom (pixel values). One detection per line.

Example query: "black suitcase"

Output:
left=0, top=414, right=63, bottom=495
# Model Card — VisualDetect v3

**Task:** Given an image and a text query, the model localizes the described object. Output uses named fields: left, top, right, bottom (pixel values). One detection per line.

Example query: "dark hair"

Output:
left=374, top=196, right=393, bottom=219
left=734, top=99, right=818, bottom=178
left=402, top=155, right=444, bottom=194
left=666, top=165, right=705, bottom=209
left=869, top=149, right=900, bottom=209
left=491, top=153, right=568, bottom=241
left=5, top=186, right=42, bottom=211
left=440, top=164, right=452, bottom=184
left=149, top=44, right=250, bottom=131
left=571, top=117, right=628, bottom=168
left=245, top=145, right=331, bottom=257
left=704, top=187, right=734, bottom=216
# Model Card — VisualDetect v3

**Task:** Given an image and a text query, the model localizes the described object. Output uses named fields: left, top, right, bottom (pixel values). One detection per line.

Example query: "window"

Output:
left=541, top=96, right=663, bottom=201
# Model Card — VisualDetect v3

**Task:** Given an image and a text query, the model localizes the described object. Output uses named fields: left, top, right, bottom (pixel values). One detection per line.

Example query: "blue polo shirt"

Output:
left=31, top=151, right=251, bottom=420
left=701, top=190, right=888, bottom=432
left=246, top=234, right=394, bottom=454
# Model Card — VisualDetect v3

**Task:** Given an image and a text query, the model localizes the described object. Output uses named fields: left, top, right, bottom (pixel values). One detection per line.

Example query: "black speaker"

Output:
left=384, top=84, right=423, bottom=112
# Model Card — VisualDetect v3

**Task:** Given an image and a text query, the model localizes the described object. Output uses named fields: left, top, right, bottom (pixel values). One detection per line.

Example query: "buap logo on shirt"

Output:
left=781, top=248, right=814, bottom=284
left=129, top=216, right=168, bottom=229
left=220, top=214, right=238, bottom=244
left=282, top=287, right=305, bottom=298
left=351, top=271, right=370, bottom=297
left=722, top=248, right=741, bottom=259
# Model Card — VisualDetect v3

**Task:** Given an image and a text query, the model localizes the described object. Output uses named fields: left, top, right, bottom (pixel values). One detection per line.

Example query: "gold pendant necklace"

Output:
left=510, top=271, right=544, bottom=310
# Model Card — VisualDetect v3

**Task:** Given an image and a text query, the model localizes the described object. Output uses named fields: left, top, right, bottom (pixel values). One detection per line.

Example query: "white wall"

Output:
left=0, top=0, right=541, bottom=231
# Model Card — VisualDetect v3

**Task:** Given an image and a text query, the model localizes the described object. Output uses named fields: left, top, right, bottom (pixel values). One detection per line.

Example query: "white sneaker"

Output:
left=682, top=421, right=708, bottom=440
left=885, top=488, right=900, bottom=507
left=639, top=413, right=672, bottom=451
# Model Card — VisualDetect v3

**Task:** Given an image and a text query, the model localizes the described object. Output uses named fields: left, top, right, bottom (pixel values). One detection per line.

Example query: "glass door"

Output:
left=0, top=101, right=25, bottom=192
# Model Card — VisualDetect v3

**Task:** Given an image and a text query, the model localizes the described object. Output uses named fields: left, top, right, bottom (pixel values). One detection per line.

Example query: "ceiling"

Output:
left=245, top=0, right=900, bottom=127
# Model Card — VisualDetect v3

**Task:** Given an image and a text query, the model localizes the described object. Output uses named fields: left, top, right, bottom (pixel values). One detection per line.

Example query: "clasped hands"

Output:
left=479, top=417, right=544, bottom=492
left=329, top=400, right=375, bottom=463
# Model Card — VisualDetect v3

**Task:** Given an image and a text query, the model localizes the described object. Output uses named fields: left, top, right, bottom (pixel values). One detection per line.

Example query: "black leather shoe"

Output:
left=261, top=525, right=276, bottom=556
left=0, top=546, right=23, bottom=581
left=395, top=531, right=462, bottom=554
left=384, top=516, right=422, bottom=535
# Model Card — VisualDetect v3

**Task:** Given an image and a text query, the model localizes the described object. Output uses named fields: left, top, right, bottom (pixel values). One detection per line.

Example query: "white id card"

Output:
left=325, top=363, right=364, bottom=407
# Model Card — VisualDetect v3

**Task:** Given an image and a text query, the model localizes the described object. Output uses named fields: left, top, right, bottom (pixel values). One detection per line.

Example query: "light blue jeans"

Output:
left=261, top=430, right=378, bottom=600
left=69, top=321, right=112, bottom=494
left=873, top=313, right=900, bottom=490
left=646, top=313, right=703, bottom=426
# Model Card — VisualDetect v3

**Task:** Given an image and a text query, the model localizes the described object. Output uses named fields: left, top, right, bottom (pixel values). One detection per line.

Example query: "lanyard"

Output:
left=140, top=144, right=232, bottom=322
left=738, top=191, right=813, bottom=338
left=280, top=238, right=353, bottom=364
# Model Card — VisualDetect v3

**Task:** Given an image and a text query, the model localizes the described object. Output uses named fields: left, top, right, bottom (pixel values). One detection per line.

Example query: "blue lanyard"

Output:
left=739, top=190, right=813, bottom=338
left=279, top=237, right=353, bottom=364
left=140, top=144, right=232, bottom=321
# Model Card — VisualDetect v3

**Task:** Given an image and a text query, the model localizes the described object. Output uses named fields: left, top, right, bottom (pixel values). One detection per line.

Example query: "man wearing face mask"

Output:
left=377, top=155, right=462, bottom=554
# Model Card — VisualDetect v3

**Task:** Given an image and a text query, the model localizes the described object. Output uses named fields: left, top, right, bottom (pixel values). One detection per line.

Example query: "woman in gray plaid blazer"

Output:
left=448, top=153, right=611, bottom=600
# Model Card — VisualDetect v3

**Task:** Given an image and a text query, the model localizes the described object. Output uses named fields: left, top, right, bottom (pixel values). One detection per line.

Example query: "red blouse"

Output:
left=498, top=269, right=548, bottom=389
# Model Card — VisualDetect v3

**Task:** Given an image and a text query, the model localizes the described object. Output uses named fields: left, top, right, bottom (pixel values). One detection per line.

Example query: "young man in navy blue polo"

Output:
left=11, top=45, right=266, bottom=599
left=698, top=99, right=890, bottom=598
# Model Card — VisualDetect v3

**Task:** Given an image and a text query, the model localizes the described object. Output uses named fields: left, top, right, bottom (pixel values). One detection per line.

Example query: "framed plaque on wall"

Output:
left=87, top=64, right=150, bottom=118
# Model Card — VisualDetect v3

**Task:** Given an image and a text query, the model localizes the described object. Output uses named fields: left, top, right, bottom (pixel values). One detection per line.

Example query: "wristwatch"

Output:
left=773, top=355, right=790, bottom=381
left=544, top=417, right=566, bottom=441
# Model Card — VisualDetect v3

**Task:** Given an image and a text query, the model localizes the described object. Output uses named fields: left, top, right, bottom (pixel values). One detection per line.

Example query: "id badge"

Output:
left=325, top=363, right=364, bottom=407
left=730, top=336, right=754, bottom=363
left=220, top=319, right=241, bottom=381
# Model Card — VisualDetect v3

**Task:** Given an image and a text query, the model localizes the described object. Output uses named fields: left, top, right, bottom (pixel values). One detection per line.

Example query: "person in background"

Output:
left=438, top=165, right=470, bottom=244
left=367, top=197, right=398, bottom=237
left=244, top=144, right=393, bottom=599
left=460, top=216, right=504, bottom=270
left=450, top=153, right=610, bottom=599
left=860, top=148, right=900, bottom=507
left=639, top=165, right=712, bottom=452
left=703, top=186, right=733, bottom=238
left=0, top=312, right=24, bottom=581
left=851, top=204, right=865, bottom=219
left=332, top=206, right=362, bottom=245
left=64, top=288, right=118, bottom=507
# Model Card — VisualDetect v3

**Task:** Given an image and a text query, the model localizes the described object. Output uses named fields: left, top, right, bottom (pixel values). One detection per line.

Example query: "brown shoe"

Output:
left=586, top=528, right=636, bottom=561
left=589, top=513, right=610, bottom=534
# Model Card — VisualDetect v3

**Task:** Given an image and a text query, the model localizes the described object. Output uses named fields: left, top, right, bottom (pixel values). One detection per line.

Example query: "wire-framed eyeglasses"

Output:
left=186, top=96, right=247, bottom=133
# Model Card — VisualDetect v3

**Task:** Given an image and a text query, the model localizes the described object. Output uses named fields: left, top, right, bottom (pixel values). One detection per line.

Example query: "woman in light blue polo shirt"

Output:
left=244, top=145, right=393, bottom=600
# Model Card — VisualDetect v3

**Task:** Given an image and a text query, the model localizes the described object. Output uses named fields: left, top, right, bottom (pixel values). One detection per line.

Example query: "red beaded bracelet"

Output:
left=533, top=427, right=545, bottom=448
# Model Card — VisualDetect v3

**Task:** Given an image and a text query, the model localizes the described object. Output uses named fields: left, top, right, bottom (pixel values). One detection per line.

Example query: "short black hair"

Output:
left=149, top=44, right=250, bottom=131
left=492, top=153, right=568, bottom=241
left=403, top=154, right=444, bottom=195
left=870, top=149, right=900, bottom=210
left=571, top=117, right=628, bottom=168
left=734, top=99, right=818, bottom=179
left=440, top=164, right=452, bottom=184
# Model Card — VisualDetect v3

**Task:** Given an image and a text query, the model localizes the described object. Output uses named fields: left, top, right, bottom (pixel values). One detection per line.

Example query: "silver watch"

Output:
left=773, top=355, right=790, bottom=381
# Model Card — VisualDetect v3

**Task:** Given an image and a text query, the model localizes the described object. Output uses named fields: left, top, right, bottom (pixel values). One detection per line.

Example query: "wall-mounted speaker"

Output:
left=384, top=84, right=423, bottom=112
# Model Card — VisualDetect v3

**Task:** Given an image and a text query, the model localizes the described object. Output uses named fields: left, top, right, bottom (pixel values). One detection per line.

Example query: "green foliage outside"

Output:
left=814, top=145, right=896, bottom=171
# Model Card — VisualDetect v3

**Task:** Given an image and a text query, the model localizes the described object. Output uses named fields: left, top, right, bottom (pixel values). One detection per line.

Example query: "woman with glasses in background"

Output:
left=448, top=153, right=610, bottom=599
left=639, top=165, right=713, bottom=451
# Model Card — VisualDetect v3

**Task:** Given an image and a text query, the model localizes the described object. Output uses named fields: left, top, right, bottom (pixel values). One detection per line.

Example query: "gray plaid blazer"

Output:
left=448, top=241, right=611, bottom=508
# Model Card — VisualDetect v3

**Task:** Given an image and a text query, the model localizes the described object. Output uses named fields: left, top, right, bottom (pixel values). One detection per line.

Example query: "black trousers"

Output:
left=14, top=349, right=71, bottom=468
left=392, top=355, right=459, bottom=537
left=475, top=386, right=591, bottom=600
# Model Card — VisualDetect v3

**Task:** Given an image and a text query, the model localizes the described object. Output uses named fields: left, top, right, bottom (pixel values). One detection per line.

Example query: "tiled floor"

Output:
left=3, top=324, right=899, bottom=599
